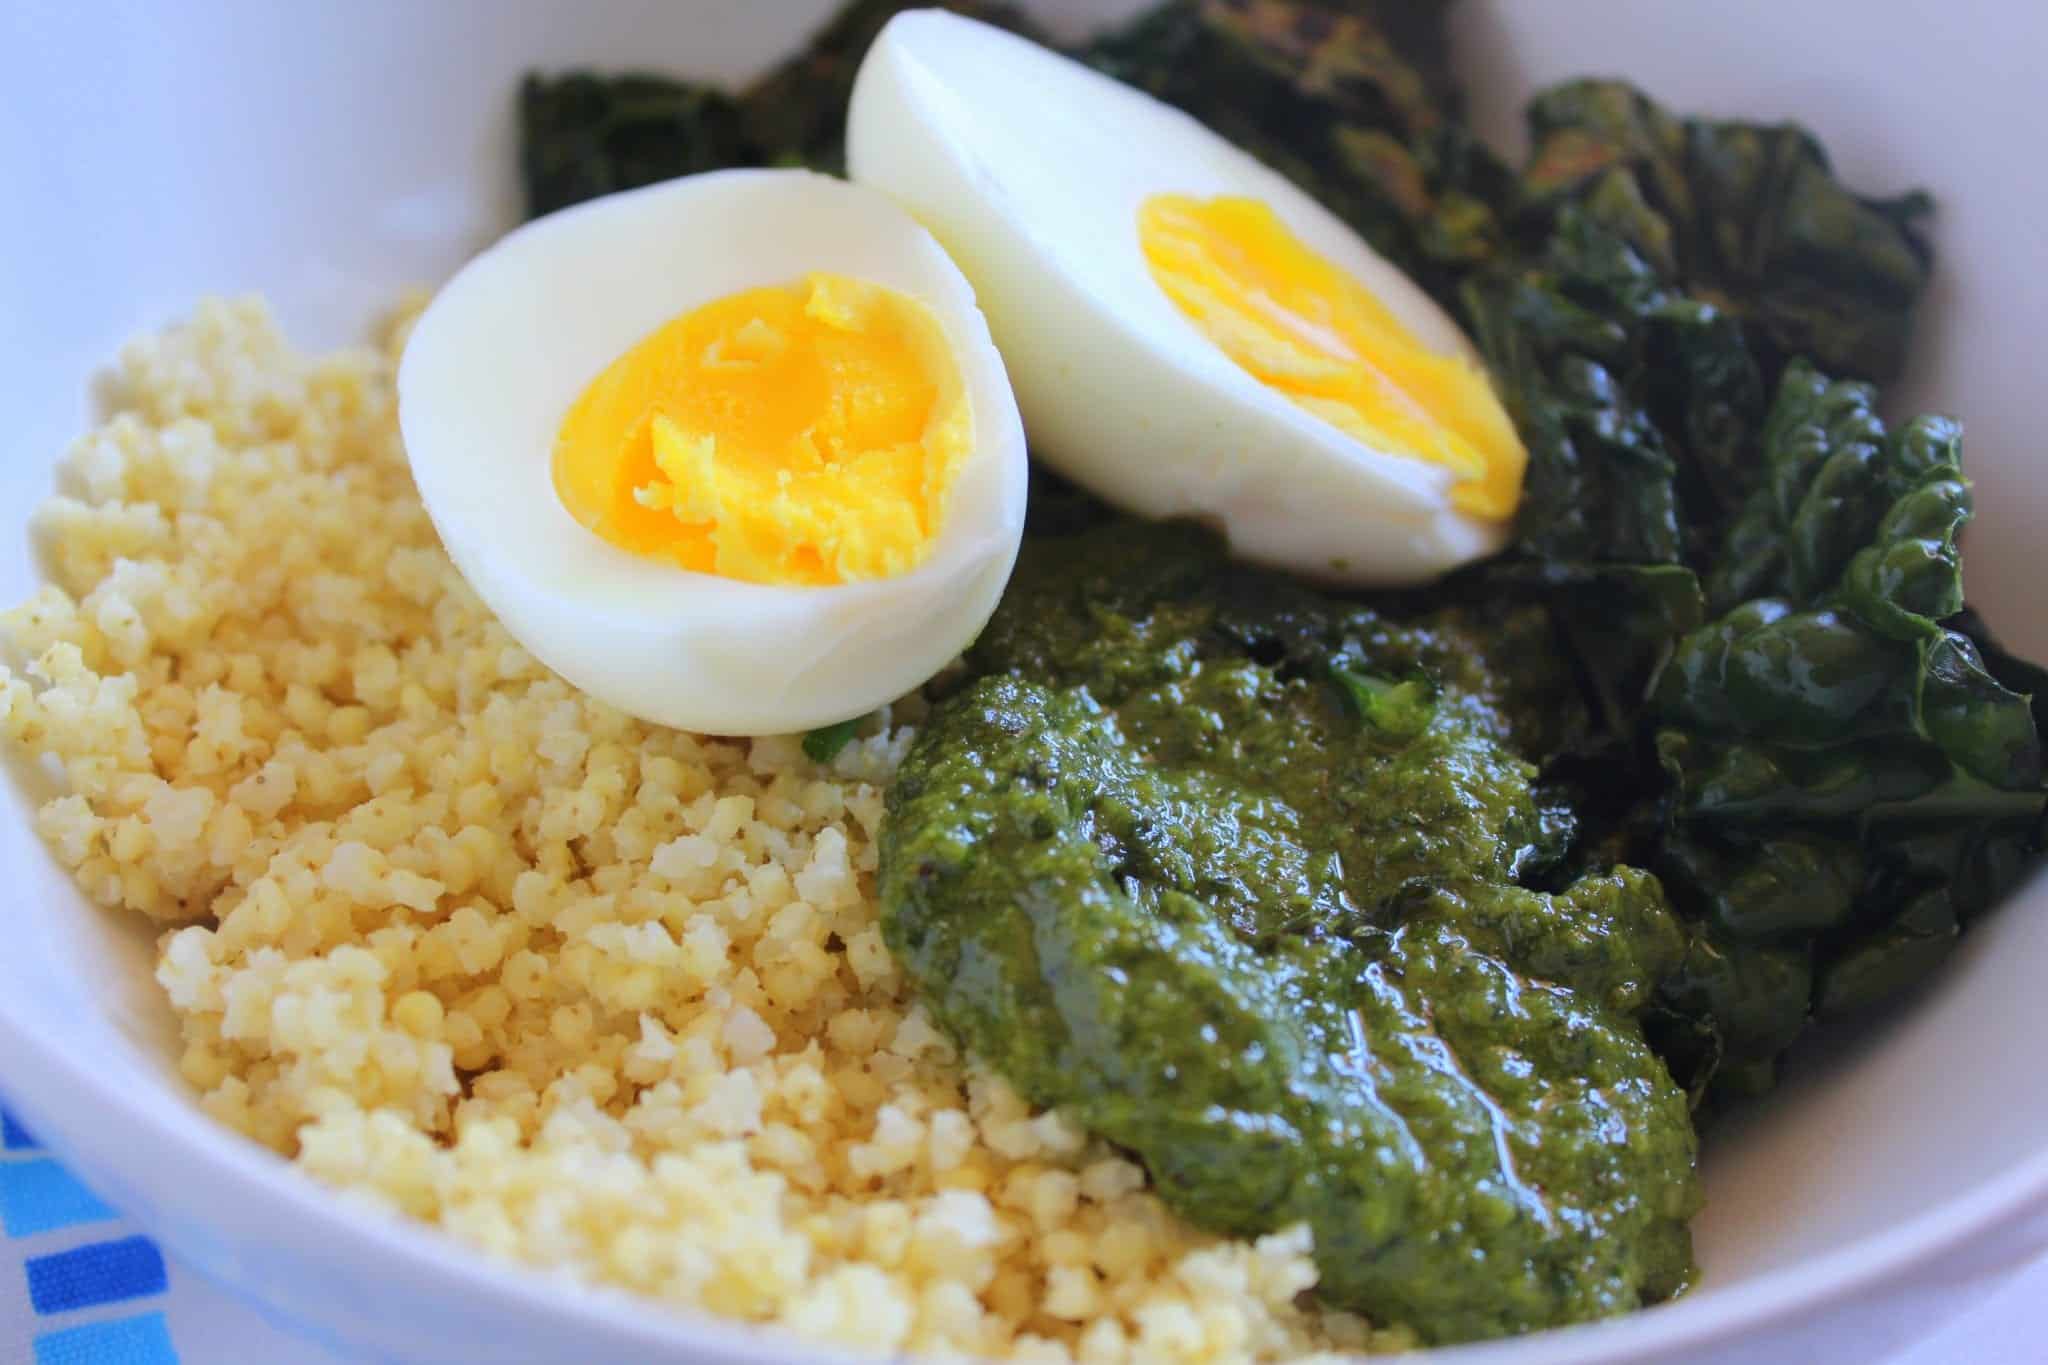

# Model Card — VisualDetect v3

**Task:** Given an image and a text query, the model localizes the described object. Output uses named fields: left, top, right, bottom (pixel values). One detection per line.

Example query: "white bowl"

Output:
left=3, top=3, right=2046, bottom=1362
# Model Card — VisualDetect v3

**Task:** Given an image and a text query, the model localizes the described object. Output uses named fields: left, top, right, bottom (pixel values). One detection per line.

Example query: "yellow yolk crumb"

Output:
left=553, top=274, right=971, bottom=586
left=1138, top=194, right=1525, bottom=520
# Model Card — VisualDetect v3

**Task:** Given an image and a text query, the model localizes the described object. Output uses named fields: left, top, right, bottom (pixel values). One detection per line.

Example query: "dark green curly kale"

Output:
left=519, top=72, right=752, bottom=218
left=1457, top=211, right=2041, bottom=1103
left=1516, top=80, right=1933, bottom=385
left=519, top=0, right=1046, bottom=217
left=1409, top=76, right=2034, bottom=1105
left=733, top=0, right=1046, bottom=173
left=1451, top=210, right=1755, bottom=734
left=1645, top=363, right=2043, bottom=1096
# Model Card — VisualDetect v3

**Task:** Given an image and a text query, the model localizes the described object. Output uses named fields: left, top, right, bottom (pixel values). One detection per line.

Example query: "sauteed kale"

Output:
left=520, top=0, right=1046, bottom=214
left=520, top=0, right=2045, bottom=1342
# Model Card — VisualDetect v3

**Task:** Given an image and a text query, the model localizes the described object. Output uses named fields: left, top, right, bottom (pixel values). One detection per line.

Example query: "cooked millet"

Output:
left=0, top=298, right=1415, bottom=1361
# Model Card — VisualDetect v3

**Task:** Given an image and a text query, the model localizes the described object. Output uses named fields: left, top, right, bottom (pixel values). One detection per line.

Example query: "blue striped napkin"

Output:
left=0, top=1098, right=333, bottom=1365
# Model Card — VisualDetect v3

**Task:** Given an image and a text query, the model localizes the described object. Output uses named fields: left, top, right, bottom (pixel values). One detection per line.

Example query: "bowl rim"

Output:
left=3, top=947, right=2046, bottom=1363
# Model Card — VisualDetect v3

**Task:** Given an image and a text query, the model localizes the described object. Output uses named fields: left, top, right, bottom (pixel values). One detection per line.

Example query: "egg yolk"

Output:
left=553, top=274, right=972, bottom=586
left=1137, top=194, right=1524, bottom=520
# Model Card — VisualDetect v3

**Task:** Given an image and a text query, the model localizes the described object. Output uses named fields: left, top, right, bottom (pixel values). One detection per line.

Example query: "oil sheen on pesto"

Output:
left=877, top=522, right=1700, bottom=1344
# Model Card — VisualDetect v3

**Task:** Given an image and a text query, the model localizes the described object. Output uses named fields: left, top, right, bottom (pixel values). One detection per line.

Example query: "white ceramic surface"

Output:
left=3, top=3, right=2046, bottom=1362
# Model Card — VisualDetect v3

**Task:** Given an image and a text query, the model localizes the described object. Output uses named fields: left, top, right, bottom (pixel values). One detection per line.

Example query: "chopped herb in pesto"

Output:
left=1330, top=664, right=1436, bottom=738
left=802, top=717, right=862, bottom=764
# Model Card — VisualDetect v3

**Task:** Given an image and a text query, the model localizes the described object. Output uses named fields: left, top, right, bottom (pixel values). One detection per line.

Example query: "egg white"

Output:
left=848, top=11, right=1508, bottom=586
left=397, top=169, right=1027, bottom=736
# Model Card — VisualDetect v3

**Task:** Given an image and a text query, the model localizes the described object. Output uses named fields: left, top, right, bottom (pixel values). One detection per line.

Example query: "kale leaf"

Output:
left=737, top=0, right=1047, bottom=174
left=519, top=72, right=753, bottom=218
left=1433, top=79, right=2034, bottom=1108
left=1451, top=212, right=1749, bottom=741
left=1517, top=80, right=1934, bottom=385
left=1461, top=209, right=1766, bottom=570
left=519, top=0, right=1045, bottom=217
left=802, top=717, right=861, bottom=764
left=1642, top=363, right=2045, bottom=1097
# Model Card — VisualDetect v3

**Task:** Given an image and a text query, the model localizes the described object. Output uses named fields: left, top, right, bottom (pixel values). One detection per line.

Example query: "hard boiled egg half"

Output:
left=398, top=169, right=1027, bottom=735
left=849, top=11, right=1526, bottom=585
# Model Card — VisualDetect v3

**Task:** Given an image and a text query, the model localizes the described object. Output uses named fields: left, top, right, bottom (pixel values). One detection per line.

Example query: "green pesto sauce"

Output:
left=877, top=522, right=1701, bottom=1344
